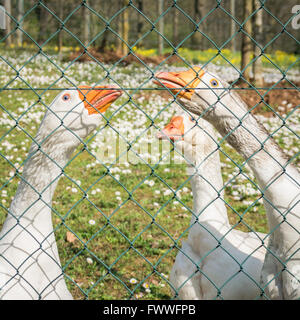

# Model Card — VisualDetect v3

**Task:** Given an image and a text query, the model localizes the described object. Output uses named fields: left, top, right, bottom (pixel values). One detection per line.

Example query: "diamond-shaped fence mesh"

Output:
left=0, top=0, right=299, bottom=300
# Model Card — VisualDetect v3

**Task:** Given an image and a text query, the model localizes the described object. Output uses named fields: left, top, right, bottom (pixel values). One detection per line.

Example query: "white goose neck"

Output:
left=187, top=146, right=229, bottom=227
left=9, top=138, right=70, bottom=223
left=208, top=92, right=293, bottom=190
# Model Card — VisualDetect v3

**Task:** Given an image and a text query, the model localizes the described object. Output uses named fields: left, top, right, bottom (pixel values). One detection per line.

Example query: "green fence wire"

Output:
left=0, top=0, right=299, bottom=300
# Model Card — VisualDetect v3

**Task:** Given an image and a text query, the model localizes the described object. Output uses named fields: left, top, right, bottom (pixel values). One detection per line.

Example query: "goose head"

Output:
left=37, top=85, right=122, bottom=153
left=156, top=112, right=199, bottom=144
left=156, top=111, right=212, bottom=165
left=153, top=67, right=248, bottom=124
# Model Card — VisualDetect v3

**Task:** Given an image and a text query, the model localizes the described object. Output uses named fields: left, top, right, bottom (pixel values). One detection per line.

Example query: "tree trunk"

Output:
left=37, top=4, right=48, bottom=45
left=99, top=3, right=113, bottom=51
left=157, top=0, right=164, bottom=55
left=58, top=0, right=63, bottom=59
left=83, top=0, right=90, bottom=47
left=4, top=0, right=11, bottom=46
left=252, top=0, right=264, bottom=86
left=230, top=0, right=236, bottom=51
left=173, top=6, right=179, bottom=47
left=17, top=0, right=24, bottom=47
left=115, top=0, right=122, bottom=52
left=122, top=0, right=129, bottom=55
left=240, top=0, right=253, bottom=83
left=99, top=33, right=108, bottom=51
left=191, top=0, right=205, bottom=50
left=136, top=0, right=143, bottom=47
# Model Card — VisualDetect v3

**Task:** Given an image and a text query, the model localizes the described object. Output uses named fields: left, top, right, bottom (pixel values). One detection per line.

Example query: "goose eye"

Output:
left=210, top=79, right=219, bottom=87
left=62, top=93, right=70, bottom=101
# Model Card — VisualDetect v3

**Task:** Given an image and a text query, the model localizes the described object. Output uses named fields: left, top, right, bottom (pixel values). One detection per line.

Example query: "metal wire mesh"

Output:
left=0, top=0, right=299, bottom=300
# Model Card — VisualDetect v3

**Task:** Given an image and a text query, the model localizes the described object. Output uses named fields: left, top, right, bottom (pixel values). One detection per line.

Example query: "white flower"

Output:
left=163, top=189, right=172, bottom=196
left=89, top=219, right=96, bottom=225
left=129, top=278, right=138, bottom=284
left=71, top=188, right=78, bottom=193
left=147, top=180, right=155, bottom=187
left=142, top=282, right=150, bottom=289
left=154, top=190, right=160, bottom=195
left=86, top=257, right=93, bottom=264
left=115, top=191, right=121, bottom=196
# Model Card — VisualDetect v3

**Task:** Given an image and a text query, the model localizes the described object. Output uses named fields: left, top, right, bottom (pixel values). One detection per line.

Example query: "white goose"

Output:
left=157, top=111, right=267, bottom=299
left=154, top=67, right=300, bottom=299
left=0, top=85, right=122, bottom=299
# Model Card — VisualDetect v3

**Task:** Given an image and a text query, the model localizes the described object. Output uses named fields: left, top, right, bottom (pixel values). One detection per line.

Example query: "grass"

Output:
left=0, top=47, right=299, bottom=299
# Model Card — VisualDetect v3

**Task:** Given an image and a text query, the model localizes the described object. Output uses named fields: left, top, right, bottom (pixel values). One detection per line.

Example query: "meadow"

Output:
left=0, top=47, right=299, bottom=299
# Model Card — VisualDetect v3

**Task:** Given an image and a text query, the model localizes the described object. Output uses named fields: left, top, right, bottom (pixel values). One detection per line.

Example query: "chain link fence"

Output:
left=0, top=0, right=299, bottom=300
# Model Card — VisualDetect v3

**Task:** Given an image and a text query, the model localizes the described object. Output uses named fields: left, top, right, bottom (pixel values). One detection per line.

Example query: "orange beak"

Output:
left=153, top=67, right=204, bottom=100
left=78, top=85, right=122, bottom=114
left=157, top=116, right=185, bottom=141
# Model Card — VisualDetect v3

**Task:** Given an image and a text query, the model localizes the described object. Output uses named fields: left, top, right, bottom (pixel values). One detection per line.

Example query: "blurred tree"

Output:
left=230, top=0, right=236, bottom=51
left=158, top=0, right=164, bottom=55
left=99, top=1, right=114, bottom=50
left=83, top=0, right=90, bottom=47
left=136, top=0, right=143, bottom=47
left=17, top=0, right=24, bottom=47
left=172, top=6, right=178, bottom=47
left=252, top=0, right=263, bottom=86
left=122, top=0, right=129, bottom=55
left=1, top=0, right=297, bottom=55
left=37, top=4, right=49, bottom=45
left=58, top=0, right=63, bottom=58
left=192, top=0, right=205, bottom=50
left=4, top=0, right=11, bottom=46
left=240, top=0, right=253, bottom=82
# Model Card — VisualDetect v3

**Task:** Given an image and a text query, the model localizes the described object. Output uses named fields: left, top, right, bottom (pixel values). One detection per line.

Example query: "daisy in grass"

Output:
left=129, top=278, right=138, bottom=284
